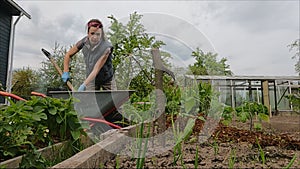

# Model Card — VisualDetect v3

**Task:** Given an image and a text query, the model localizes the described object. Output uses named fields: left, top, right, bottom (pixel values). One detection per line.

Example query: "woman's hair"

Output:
left=86, top=18, right=106, bottom=41
left=87, top=19, right=102, bottom=31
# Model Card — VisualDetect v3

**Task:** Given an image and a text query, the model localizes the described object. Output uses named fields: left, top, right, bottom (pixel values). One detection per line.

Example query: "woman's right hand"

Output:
left=62, top=72, right=70, bottom=82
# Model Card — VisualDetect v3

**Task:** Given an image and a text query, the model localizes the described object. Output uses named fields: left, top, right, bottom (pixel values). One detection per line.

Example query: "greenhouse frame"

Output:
left=184, top=75, right=300, bottom=114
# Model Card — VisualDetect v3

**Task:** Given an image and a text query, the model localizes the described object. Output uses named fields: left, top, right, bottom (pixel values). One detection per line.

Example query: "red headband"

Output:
left=88, top=21, right=103, bottom=28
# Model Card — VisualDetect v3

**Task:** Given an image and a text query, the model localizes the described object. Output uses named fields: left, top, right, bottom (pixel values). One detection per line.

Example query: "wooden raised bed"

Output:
left=52, top=123, right=150, bottom=168
left=0, top=136, right=93, bottom=168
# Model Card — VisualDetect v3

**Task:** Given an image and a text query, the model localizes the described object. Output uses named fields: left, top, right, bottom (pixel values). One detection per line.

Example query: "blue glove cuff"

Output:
left=62, top=72, right=70, bottom=82
left=78, top=84, right=86, bottom=92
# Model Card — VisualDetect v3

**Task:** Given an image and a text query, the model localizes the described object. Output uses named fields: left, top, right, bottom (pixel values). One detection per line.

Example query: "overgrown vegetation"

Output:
left=0, top=96, right=86, bottom=168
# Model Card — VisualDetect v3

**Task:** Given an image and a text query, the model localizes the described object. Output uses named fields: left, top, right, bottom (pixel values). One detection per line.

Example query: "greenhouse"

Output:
left=184, top=75, right=300, bottom=113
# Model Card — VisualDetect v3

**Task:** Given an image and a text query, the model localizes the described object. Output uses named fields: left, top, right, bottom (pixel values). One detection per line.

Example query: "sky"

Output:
left=12, top=0, right=300, bottom=76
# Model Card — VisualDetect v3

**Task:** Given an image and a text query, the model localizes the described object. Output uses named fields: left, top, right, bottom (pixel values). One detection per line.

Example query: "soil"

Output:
left=104, top=112, right=300, bottom=168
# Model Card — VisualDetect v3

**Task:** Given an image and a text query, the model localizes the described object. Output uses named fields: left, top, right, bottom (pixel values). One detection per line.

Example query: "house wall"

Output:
left=0, top=8, right=12, bottom=103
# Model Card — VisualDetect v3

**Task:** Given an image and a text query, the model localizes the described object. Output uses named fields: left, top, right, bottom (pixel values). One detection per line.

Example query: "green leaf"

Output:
left=70, top=130, right=80, bottom=141
left=238, top=111, right=249, bottom=122
left=34, top=112, right=47, bottom=121
left=68, top=119, right=79, bottom=130
left=3, top=150, right=15, bottom=157
left=175, top=118, right=195, bottom=147
left=68, top=110, right=78, bottom=116
left=184, top=97, right=195, bottom=113
left=197, top=116, right=206, bottom=122
left=49, top=108, right=57, bottom=115
left=33, top=106, right=45, bottom=113
left=258, top=113, right=269, bottom=122
left=58, top=107, right=66, bottom=112
left=80, top=122, right=90, bottom=130
left=56, top=116, right=63, bottom=124
left=4, top=125, right=13, bottom=132
left=31, top=114, right=42, bottom=121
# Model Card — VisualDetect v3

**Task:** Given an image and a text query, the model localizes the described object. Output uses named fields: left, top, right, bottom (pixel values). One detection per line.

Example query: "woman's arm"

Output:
left=63, top=45, right=79, bottom=72
left=82, top=47, right=111, bottom=86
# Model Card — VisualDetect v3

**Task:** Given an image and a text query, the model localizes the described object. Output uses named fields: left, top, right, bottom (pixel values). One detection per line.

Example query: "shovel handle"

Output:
left=41, top=48, right=74, bottom=91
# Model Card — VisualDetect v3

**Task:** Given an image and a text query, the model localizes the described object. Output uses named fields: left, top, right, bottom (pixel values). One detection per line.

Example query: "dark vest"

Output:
left=77, top=37, right=114, bottom=85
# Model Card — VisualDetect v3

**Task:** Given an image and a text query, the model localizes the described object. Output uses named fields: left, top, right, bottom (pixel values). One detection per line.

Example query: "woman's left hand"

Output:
left=78, top=84, right=86, bottom=92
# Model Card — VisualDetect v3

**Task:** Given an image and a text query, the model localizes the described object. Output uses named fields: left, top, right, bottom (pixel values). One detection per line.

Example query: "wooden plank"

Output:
left=51, top=124, right=144, bottom=168
left=262, top=80, right=271, bottom=116
left=151, top=48, right=166, bottom=146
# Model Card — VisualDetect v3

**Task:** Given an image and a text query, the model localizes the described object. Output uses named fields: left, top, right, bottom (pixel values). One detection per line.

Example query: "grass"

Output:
left=256, top=137, right=265, bottom=165
left=172, top=117, right=195, bottom=167
left=228, top=148, right=236, bottom=169
left=136, top=123, right=151, bottom=169
left=194, top=145, right=199, bottom=169
left=211, top=131, right=220, bottom=157
left=284, top=154, right=297, bottom=169
left=115, top=154, right=120, bottom=169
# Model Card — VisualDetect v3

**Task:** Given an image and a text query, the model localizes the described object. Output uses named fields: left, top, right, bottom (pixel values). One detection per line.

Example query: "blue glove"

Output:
left=62, top=72, right=70, bottom=82
left=78, top=84, right=86, bottom=92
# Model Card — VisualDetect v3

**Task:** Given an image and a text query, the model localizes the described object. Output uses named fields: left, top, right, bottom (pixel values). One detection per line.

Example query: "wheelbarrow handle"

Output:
left=0, top=91, right=26, bottom=101
left=41, top=48, right=74, bottom=91
left=81, top=117, right=122, bottom=129
left=31, top=91, right=47, bottom=98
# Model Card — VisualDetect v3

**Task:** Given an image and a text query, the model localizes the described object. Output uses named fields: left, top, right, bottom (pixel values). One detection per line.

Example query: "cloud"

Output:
left=186, top=1, right=299, bottom=76
left=13, top=2, right=87, bottom=69
left=209, top=1, right=299, bottom=33
left=12, top=1, right=299, bottom=76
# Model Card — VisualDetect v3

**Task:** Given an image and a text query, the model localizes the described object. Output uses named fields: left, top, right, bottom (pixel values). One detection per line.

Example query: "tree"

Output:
left=11, top=67, right=39, bottom=99
left=188, top=47, right=233, bottom=76
left=107, top=12, right=167, bottom=94
left=38, top=43, right=85, bottom=93
left=187, top=48, right=233, bottom=116
left=288, top=39, right=300, bottom=75
left=107, top=12, right=182, bottom=122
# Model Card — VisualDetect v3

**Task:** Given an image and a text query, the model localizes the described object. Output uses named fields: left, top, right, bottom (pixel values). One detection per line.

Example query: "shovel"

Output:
left=41, top=48, right=74, bottom=91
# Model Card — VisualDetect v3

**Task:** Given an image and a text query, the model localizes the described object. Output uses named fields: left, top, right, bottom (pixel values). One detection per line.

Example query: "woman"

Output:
left=62, top=19, right=115, bottom=91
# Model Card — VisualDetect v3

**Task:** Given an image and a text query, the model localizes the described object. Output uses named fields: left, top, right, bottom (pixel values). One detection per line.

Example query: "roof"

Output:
left=0, top=0, right=31, bottom=19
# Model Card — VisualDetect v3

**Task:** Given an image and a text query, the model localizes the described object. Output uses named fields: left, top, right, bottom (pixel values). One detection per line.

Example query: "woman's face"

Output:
left=88, top=27, right=102, bottom=45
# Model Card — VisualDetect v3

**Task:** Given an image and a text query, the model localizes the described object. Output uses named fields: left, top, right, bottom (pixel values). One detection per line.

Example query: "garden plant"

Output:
left=0, top=95, right=87, bottom=168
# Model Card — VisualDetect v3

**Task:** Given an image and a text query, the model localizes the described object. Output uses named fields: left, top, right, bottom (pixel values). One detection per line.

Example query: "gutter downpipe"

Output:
left=5, top=13, right=24, bottom=105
